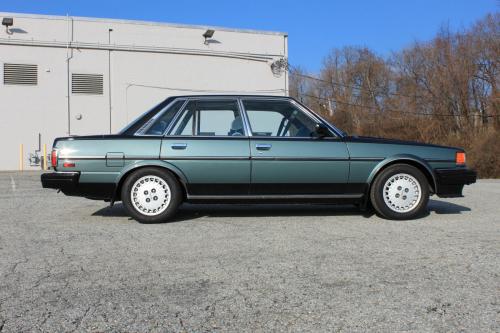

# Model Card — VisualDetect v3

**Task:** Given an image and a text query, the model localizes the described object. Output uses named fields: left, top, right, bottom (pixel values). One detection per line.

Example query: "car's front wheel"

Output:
left=370, top=164, right=430, bottom=220
left=121, top=167, right=182, bottom=223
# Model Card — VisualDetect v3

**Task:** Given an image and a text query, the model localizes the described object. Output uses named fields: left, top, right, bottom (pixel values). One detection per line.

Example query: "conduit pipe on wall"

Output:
left=66, top=14, right=74, bottom=136
left=0, top=38, right=279, bottom=63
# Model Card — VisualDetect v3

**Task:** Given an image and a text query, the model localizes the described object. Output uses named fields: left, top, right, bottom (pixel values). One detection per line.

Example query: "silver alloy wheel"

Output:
left=130, top=175, right=171, bottom=216
left=382, top=173, right=422, bottom=213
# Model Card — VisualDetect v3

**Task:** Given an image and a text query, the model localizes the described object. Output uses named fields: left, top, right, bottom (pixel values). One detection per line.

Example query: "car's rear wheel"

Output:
left=121, top=167, right=182, bottom=223
left=370, top=164, right=429, bottom=220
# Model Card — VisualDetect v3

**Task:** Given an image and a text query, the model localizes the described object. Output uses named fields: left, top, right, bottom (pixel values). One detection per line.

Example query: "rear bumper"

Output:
left=41, top=172, right=80, bottom=191
left=435, top=168, right=477, bottom=198
left=41, top=172, right=115, bottom=200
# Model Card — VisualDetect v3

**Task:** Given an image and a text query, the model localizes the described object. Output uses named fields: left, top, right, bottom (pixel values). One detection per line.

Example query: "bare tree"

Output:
left=290, top=13, right=500, bottom=177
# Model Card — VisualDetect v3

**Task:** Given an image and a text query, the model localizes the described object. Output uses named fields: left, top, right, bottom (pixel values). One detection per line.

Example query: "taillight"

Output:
left=51, top=150, right=58, bottom=167
left=456, top=152, right=466, bottom=165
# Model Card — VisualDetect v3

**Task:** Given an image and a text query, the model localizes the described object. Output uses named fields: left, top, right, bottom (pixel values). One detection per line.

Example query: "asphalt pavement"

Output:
left=0, top=171, right=498, bottom=332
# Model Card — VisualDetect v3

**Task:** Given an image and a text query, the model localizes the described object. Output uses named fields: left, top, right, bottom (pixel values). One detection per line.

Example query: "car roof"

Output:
left=167, top=95, right=294, bottom=99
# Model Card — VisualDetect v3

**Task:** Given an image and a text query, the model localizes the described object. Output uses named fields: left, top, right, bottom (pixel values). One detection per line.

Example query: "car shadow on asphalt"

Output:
left=92, top=200, right=471, bottom=223
left=428, top=199, right=471, bottom=215
left=93, top=203, right=374, bottom=223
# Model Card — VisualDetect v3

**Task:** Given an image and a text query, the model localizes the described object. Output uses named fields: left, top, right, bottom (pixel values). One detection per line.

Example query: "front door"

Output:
left=160, top=98, right=250, bottom=197
left=242, top=98, right=351, bottom=195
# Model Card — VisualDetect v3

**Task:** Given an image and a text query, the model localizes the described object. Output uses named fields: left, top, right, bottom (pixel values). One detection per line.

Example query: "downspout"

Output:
left=66, top=14, right=74, bottom=135
left=108, top=28, right=113, bottom=134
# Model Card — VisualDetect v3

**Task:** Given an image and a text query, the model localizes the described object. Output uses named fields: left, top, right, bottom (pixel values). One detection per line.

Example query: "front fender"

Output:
left=367, top=154, right=437, bottom=191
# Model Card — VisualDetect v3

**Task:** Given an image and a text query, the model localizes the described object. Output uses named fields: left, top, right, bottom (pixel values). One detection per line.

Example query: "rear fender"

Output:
left=111, top=160, right=189, bottom=204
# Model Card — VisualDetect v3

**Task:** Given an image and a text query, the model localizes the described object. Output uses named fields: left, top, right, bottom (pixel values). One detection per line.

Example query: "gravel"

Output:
left=0, top=171, right=498, bottom=332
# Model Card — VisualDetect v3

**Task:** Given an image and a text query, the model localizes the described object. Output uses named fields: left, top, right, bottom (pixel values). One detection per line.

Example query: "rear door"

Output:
left=160, top=98, right=250, bottom=197
left=242, top=98, right=352, bottom=196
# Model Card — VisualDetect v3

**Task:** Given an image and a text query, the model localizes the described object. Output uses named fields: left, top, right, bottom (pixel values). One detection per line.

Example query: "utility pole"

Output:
left=328, top=98, right=334, bottom=116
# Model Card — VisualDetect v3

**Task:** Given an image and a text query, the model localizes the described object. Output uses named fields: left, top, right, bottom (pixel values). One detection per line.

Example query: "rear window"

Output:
left=143, top=100, right=186, bottom=135
left=119, top=97, right=175, bottom=135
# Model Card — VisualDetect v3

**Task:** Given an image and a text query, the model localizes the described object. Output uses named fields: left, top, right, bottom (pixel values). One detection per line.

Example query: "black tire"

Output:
left=121, top=167, right=183, bottom=223
left=370, top=164, right=430, bottom=220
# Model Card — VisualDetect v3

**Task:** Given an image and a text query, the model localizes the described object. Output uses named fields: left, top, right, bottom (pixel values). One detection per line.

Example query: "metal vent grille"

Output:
left=72, top=73, right=103, bottom=95
left=3, top=63, right=38, bottom=85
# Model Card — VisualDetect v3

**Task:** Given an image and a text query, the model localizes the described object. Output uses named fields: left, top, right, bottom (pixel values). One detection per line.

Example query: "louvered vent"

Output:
left=72, top=73, right=103, bottom=95
left=3, top=63, right=38, bottom=85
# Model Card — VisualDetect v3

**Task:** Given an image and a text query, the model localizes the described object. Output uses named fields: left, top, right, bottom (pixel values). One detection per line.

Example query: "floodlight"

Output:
left=2, top=17, right=13, bottom=27
left=2, top=17, right=13, bottom=34
left=203, top=29, right=215, bottom=44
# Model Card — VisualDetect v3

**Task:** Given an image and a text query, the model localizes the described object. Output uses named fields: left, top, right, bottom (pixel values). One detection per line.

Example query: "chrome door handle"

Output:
left=171, top=143, right=187, bottom=150
left=256, top=144, right=272, bottom=151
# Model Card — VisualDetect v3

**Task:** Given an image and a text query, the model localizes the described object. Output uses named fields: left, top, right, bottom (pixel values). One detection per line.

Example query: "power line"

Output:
left=288, top=64, right=427, bottom=100
left=297, top=92, right=500, bottom=118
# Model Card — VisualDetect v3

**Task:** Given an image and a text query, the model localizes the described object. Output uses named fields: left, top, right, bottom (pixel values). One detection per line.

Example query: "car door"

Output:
left=160, top=98, right=250, bottom=197
left=242, top=98, right=353, bottom=196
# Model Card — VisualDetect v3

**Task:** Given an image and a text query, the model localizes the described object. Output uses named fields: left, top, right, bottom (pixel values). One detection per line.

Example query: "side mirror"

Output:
left=314, top=123, right=330, bottom=138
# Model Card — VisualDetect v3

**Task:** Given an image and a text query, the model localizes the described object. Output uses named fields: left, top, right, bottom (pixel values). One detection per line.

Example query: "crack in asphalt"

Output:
left=70, top=306, right=91, bottom=332
left=5, top=257, right=29, bottom=279
left=38, top=310, right=52, bottom=330
left=175, top=312, right=187, bottom=332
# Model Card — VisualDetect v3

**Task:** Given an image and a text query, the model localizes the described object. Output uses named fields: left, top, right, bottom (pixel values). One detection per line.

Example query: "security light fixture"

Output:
left=203, top=29, right=215, bottom=45
left=2, top=17, right=13, bottom=34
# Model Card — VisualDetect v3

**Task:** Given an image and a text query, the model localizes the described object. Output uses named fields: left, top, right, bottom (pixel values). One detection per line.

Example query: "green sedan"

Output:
left=41, top=95, right=476, bottom=222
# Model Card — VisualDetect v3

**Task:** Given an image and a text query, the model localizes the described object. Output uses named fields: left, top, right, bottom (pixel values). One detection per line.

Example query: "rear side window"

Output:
left=168, top=99, right=243, bottom=136
left=143, top=100, right=185, bottom=135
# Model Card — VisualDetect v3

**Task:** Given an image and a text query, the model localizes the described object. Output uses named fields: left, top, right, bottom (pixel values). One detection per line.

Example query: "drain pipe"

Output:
left=66, top=14, right=74, bottom=135
left=108, top=28, right=113, bottom=134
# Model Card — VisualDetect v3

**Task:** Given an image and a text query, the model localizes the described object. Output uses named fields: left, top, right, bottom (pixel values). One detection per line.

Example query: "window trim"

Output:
left=132, top=95, right=344, bottom=139
left=165, top=97, right=248, bottom=138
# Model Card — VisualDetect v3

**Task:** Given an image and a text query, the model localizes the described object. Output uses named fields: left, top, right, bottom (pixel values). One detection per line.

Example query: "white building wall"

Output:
left=0, top=12, right=288, bottom=170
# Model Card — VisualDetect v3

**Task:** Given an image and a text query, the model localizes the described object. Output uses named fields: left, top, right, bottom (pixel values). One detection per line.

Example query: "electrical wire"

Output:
left=288, top=64, right=428, bottom=100
left=126, top=82, right=287, bottom=94
left=297, top=91, right=500, bottom=118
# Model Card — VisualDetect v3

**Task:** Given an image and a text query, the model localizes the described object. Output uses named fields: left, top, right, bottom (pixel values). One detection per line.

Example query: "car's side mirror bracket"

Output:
left=314, top=123, right=330, bottom=138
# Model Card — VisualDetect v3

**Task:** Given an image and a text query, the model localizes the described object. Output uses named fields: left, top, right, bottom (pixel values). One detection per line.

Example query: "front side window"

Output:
left=169, top=99, right=244, bottom=136
left=243, top=100, right=321, bottom=138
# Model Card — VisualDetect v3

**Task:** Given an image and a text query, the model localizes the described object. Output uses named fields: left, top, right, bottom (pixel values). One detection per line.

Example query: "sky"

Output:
left=1, top=0, right=498, bottom=72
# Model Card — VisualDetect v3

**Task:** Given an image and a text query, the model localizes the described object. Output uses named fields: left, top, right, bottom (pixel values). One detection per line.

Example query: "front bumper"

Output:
left=41, top=172, right=115, bottom=200
left=435, top=168, right=477, bottom=198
